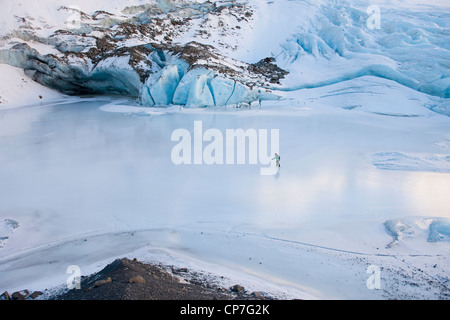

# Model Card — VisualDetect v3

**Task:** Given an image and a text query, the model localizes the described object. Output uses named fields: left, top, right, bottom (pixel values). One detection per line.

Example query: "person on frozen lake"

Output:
left=273, top=153, right=280, bottom=168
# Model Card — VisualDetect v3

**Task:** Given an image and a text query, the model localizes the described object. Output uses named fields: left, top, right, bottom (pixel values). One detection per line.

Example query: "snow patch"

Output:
left=0, top=63, right=65, bottom=109
left=373, top=152, right=450, bottom=173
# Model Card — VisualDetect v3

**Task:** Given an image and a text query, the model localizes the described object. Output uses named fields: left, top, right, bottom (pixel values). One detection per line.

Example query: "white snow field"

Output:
left=0, top=91, right=449, bottom=299
left=0, top=64, right=65, bottom=109
left=0, top=0, right=450, bottom=300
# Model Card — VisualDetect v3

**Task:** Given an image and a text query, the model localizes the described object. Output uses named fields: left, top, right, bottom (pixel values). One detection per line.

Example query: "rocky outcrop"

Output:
left=0, top=290, right=43, bottom=300
left=47, top=258, right=273, bottom=300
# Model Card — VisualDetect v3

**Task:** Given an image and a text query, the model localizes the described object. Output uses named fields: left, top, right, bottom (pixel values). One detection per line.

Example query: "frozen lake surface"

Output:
left=1, top=93, right=449, bottom=299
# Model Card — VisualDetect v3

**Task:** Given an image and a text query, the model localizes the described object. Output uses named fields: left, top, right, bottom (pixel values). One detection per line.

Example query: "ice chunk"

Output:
left=428, top=219, right=450, bottom=243
left=140, top=84, right=155, bottom=106
left=3, top=219, right=19, bottom=231
left=208, top=77, right=235, bottom=106
left=186, top=74, right=214, bottom=108
left=137, top=55, right=189, bottom=106
left=0, top=236, right=8, bottom=248
left=420, top=77, right=450, bottom=99
left=383, top=219, right=415, bottom=248
left=140, top=64, right=181, bottom=107
left=139, top=62, right=278, bottom=108
left=173, top=68, right=214, bottom=105
left=226, top=80, right=249, bottom=105
left=149, top=65, right=181, bottom=106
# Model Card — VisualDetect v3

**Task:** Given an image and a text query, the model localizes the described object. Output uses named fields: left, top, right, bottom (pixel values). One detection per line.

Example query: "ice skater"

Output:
left=272, top=153, right=280, bottom=168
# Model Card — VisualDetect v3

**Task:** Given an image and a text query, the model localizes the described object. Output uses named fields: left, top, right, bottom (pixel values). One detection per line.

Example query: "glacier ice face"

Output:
left=140, top=63, right=279, bottom=107
left=139, top=50, right=191, bottom=106
left=225, top=80, right=248, bottom=105
left=208, top=76, right=236, bottom=106
left=186, top=73, right=215, bottom=108
left=172, top=68, right=214, bottom=105
left=206, top=76, right=256, bottom=106
left=149, top=65, right=183, bottom=106
left=0, top=41, right=279, bottom=108
left=0, top=43, right=145, bottom=96
left=0, top=0, right=284, bottom=108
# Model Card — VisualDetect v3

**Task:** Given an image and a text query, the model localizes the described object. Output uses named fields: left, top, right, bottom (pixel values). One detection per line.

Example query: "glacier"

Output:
left=140, top=62, right=278, bottom=108
left=0, top=0, right=284, bottom=108
left=270, top=0, right=450, bottom=115
left=186, top=73, right=215, bottom=108
left=1, top=0, right=450, bottom=301
left=2, top=0, right=448, bottom=111
left=0, top=41, right=278, bottom=108
left=142, top=64, right=185, bottom=106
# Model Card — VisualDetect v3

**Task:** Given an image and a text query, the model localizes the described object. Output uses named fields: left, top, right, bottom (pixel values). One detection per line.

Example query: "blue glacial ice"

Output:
left=274, top=0, right=450, bottom=114
left=428, top=219, right=450, bottom=243
left=384, top=218, right=450, bottom=247
left=172, top=68, right=214, bottom=105
left=140, top=64, right=277, bottom=107
left=208, top=76, right=235, bottom=106
left=383, top=219, right=415, bottom=248
left=186, top=73, right=215, bottom=108
left=142, top=64, right=184, bottom=106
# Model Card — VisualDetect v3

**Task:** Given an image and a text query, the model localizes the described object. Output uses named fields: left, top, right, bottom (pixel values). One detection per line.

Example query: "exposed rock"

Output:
left=128, top=275, right=146, bottom=284
left=0, top=291, right=11, bottom=300
left=248, top=57, right=289, bottom=84
left=251, top=291, right=268, bottom=299
left=50, top=258, right=271, bottom=300
left=29, top=291, right=43, bottom=299
left=230, top=284, right=245, bottom=293
left=11, top=290, right=29, bottom=300
left=1, top=258, right=276, bottom=301
left=94, top=277, right=112, bottom=288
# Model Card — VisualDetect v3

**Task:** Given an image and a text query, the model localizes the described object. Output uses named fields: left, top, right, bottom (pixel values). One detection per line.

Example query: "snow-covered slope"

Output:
left=0, top=0, right=448, bottom=112
left=0, top=63, right=64, bottom=109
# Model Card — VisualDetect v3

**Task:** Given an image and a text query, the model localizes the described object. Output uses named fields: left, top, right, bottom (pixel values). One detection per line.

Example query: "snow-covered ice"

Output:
left=0, top=92, right=449, bottom=299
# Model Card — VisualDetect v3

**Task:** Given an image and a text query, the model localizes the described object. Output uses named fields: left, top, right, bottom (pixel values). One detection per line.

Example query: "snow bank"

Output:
left=0, top=63, right=64, bottom=109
